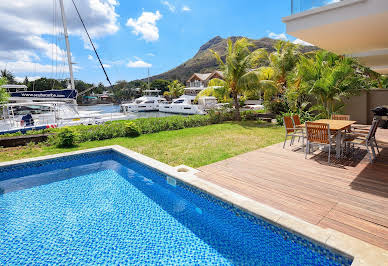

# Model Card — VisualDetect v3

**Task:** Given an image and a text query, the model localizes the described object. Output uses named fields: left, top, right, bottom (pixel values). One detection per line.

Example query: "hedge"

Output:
left=1, top=111, right=272, bottom=145
left=63, top=115, right=213, bottom=142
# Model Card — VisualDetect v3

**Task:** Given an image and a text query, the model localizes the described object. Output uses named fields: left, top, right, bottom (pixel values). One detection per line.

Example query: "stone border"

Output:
left=1, top=145, right=387, bottom=265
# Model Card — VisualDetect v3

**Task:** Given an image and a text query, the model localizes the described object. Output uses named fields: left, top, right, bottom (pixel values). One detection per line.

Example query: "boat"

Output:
left=120, top=90, right=167, bottom=113
left=0, top=0, right=128, bottom=134
left=3, top=85, right=78, bottom=105
left=159, top=95, right=217, bottom=115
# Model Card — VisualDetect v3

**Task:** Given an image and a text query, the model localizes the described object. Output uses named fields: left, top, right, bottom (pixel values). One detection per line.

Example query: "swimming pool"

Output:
left=0, top=149, right=353, bottom=265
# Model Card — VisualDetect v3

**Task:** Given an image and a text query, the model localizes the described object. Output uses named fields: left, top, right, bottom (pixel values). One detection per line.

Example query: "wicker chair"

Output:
left=305, top=122, right=336, bottom=163
left=283, top=116, right=305, bottom=150
left=344, top=119, right=380, bottom=163
left=331, top=114, right=350, bottom=120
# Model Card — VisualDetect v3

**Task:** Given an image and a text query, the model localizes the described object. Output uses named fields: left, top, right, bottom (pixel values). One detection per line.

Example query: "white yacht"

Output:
left=120, top=90, right=167, bottom=113
left=159, top=95, right=217, bottom=115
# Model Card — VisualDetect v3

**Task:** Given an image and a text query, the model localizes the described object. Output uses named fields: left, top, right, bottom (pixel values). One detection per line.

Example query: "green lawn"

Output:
left=0, top=122, right=284, bottom=168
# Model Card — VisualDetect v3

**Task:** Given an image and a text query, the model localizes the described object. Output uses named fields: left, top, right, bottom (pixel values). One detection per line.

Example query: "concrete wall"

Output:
left=344, top=89, right=388, bottom=124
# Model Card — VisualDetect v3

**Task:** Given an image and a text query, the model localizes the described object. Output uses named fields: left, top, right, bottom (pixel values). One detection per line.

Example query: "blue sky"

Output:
left=1, top=1, right=304, bottom=85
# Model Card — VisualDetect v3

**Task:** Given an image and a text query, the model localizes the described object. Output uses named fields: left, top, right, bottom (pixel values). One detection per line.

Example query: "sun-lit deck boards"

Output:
left=197, top=128, right=388, bottom=250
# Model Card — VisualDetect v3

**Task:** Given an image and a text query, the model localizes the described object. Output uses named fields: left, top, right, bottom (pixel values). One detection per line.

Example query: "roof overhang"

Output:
left=283, top=0, right=388, bottom=74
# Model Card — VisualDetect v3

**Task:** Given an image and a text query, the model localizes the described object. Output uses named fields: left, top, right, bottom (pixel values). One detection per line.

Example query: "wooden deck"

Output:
left=197, top=128, right=388, bottom=250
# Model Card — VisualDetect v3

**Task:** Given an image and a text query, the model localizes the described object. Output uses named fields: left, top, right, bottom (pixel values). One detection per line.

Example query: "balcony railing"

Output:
left=291, top=0, right=343, bottom=14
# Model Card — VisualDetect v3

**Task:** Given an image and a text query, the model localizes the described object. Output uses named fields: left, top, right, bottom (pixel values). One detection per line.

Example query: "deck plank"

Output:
left=196, top=129, right=388, bottom=250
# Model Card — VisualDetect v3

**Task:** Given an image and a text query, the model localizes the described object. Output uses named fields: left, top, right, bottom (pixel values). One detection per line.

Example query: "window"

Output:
left=144, top=100, right=154, bottom=104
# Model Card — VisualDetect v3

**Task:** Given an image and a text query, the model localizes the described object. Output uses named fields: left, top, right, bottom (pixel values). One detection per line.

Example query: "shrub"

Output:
left=57, top=127, right=77, bottom=147
left=3, top=115, right=218, bottom=147
left=125, top=122, right=141, bottom=137
left=264, top=99, right=289, bottom=115
left=207, top=108, right=233, bottom=124
left=240, top=110, right=266, bottom=121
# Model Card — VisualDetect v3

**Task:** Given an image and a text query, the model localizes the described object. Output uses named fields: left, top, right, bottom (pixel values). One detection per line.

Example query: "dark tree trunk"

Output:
left=232, top=92, right=241, bottom=121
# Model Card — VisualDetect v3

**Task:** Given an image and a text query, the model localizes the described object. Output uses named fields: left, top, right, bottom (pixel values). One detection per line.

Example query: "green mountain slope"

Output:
left=149, top=36, right=317, bottom=83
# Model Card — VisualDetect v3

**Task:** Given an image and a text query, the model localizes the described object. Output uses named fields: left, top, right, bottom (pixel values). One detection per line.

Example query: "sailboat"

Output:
left=0, top=0, right=126, bottom=134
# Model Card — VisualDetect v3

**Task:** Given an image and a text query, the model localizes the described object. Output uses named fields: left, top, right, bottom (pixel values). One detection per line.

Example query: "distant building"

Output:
left=185, top=71, right=224, bottom=96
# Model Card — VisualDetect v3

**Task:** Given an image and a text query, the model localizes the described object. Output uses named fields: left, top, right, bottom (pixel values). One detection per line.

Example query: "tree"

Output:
left=268, top=41, right=301, bottom=92
left=23, top=76, right=29, bottom=86
left=113, top=80, right=139, bottom=102
left=196, top=78, right=231, bottom=103
left=150, top=79, right=171, bottom=94
left=1, top=69, right=15, bottom=84
left=27, top=78, right=66, bottom=91
left=163, top=80, right=184, bottom=99
left=211, top=38, right=276, bottom=120
left=295, top=50, right=368, bottom=118
left=0, top=77, right=9, bottom=103
left=75, top=80, right=94, bottom=94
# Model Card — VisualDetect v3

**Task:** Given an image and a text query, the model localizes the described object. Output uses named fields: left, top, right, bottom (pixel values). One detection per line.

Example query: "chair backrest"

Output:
left=305, top=122, right=331, bottom=144
left=331, top=114, right=350, bottom=120
left=366, top=119, right=380, bottom=142
left=283, top=116, right=295, bottom=133
left=292, top=114, right=301, bottom=127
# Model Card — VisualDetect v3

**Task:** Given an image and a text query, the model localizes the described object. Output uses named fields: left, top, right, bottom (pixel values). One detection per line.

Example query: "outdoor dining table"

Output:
left=308, top=119, right=357, bottom=159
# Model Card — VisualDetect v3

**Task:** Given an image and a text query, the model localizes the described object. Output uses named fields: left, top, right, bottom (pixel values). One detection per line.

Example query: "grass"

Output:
left=0, top=121, right=284, bottom=168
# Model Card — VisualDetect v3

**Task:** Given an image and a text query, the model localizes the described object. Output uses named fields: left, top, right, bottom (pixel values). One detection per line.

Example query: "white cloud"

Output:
left=293, top=38, right=313, bottom=46
left=126, top=11, right=162, bottom=42
left=182, top=6, right=191, bottom=12
left=127, top=60, right=152, bottom=68
left=147, top=53, right=155, bottom=57
left=15, top=76, right=41, bottom=82
left=0, top=0, right=119, bottom=74
left=88, top=55, right=94, bottom=61
left=268, top=32, right=288, bottom=41
left=0, top=60, right=77, bottom=73
left=161, top=1, right=176, bottom=12
left=102, top=64, right=111, bottom=68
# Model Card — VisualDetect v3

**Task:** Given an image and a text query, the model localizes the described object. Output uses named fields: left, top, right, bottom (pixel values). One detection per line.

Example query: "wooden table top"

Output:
left=310, top=119, right=357, bottom=131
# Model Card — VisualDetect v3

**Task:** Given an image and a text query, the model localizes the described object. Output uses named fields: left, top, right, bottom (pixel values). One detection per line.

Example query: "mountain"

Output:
left=148, top=36, right=317, bottom=83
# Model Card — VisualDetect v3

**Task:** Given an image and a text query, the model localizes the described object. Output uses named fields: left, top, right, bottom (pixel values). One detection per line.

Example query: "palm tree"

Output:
left=269, top=40, right=301, bottom=92
left=196, top=78, right=231, bottom=103
left=0, top=69, right=15, bottom=84
left=295, top=50, right=367, bottom=118
left=164, top=80, right=184, bottom=99
left=210, top=38, right=273, bottom=120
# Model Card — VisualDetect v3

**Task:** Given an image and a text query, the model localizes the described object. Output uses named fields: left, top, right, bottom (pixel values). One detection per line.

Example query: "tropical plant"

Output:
left=268, top=41, right=301, bottom=92
left=124, top=122, right=141, bottom=137
left=57, top=127, right=78, bottom=147
left=196, top=78, right=231, bottom=103
left=164, top=80, right=184, bottom=99
left=0, top=69, right=15, bottom=84
left=150, top=79, right=171, bottom=94
left=0, top=77, right=9, bottom=103
left=294, top=50, right=368, bottom=118
left=210, top=38, right=276, bottom=120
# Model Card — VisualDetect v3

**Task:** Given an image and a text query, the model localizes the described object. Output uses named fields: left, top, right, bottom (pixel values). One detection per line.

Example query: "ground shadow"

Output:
left=291, top=144, right=366, bottom=169
left=349, top=144, right=388, bottom=198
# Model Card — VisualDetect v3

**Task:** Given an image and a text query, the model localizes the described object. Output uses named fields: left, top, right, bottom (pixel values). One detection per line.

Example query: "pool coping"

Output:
left=1, top=145, right=387, bottom=265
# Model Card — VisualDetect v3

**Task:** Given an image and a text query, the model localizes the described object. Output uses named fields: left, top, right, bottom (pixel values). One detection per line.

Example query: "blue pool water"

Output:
left=0, top=151, right=353, bottom=265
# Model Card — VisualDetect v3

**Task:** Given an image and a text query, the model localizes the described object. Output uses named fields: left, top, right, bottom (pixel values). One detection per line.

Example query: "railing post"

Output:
left=291, top=0, right=293, bottom=14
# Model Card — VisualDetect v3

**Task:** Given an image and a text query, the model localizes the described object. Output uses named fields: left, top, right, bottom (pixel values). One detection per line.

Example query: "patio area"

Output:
left=196, top=128, right=388, bottom=250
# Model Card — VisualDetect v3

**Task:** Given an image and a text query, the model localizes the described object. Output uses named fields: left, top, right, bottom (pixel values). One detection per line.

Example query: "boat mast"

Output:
left=59, top=0, right=75, bottom=91
left=147, top=68, right=150, bottom=89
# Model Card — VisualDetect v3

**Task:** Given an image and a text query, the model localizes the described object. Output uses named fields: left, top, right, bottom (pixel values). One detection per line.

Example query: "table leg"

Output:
left=336, top=131, right=342, bottom=159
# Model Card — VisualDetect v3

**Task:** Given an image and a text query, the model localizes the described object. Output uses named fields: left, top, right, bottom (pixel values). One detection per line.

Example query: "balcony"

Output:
left=291, top=0, right=343, bottom=14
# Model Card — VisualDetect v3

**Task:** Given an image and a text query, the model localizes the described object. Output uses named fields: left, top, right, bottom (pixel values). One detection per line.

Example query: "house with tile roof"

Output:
left=186, top=71, right=224, bottom=88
